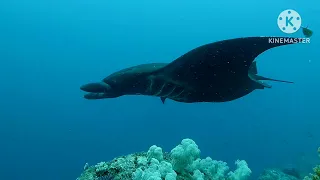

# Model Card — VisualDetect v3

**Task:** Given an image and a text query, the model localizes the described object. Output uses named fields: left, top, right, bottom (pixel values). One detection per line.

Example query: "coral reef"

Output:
left=303, top=147, right=320, bottom=180
left=281, top=166, right=301, bottom=179
left=76, top=138, right=251, bottom=180
left=258, top=168, right=299, bottom=180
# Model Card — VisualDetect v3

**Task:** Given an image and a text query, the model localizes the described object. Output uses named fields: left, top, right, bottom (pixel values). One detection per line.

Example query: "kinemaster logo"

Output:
left=277, top=9, right=301, bottom=34
left=268, top=9, right=311, bottom=44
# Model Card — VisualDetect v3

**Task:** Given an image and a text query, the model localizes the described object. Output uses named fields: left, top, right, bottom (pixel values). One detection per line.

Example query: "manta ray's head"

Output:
left=80, top=82, right=121, bottom=99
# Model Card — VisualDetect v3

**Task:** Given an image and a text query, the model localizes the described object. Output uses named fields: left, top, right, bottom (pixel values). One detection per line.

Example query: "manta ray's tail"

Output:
left=253, top=74, right=294, bottom=84
left=249, top=61, right=293, bottom=88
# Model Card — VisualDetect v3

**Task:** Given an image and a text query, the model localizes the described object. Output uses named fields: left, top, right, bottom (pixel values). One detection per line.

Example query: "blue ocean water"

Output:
left=0, top=0, right=319, bottom=179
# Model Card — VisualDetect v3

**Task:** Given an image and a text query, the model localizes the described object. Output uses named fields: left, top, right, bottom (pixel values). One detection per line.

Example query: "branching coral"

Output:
left=76, top=138, right=251, bottom=180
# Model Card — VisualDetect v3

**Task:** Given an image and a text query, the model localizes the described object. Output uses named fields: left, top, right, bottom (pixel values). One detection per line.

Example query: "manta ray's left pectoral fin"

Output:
left=160, top=97, right=166, bottom=104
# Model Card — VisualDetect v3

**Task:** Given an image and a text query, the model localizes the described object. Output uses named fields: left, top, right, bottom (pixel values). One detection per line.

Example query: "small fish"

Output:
left=307, top=131, right=313, bottom=138
left=302, top=26, right=313, bottom=37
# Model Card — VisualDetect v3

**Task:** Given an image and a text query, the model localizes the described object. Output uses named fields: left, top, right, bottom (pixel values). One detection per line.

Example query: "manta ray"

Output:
left=80, top=36, right=298, bottom=103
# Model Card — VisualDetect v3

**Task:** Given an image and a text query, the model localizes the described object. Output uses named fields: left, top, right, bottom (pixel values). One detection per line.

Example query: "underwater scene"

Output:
left=1, top=0, right=319, bottom=179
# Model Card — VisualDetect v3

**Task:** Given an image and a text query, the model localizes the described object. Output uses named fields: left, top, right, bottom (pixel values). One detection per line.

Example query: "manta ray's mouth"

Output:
left=80, top=82, right=111, bottom=93
left=84, top=92, right=108, bottom=99
left=81, top=82, right=113, bottom=99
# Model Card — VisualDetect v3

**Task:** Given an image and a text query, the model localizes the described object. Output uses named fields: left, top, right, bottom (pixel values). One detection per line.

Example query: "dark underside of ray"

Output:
left=155, top=36, right=298, bottom=91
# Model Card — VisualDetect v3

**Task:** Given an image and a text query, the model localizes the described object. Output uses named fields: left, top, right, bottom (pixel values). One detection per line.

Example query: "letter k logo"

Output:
left=286, top=16, right=293, bottom=26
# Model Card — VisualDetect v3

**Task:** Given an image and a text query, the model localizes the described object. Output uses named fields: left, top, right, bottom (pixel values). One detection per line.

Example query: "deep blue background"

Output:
left=0, top=0, right=319, bottom=179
